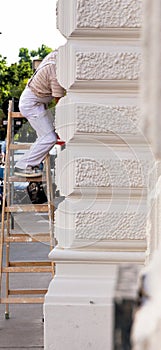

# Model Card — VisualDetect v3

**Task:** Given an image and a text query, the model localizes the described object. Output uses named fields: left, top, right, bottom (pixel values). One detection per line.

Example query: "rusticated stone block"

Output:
left=76, top=52, right=141, bottom=80
left=76, top=105, right=140, bottom=134
left=75, top=158, right=151, bottom=188
left=77, top=0, right=142, bottom=28
left=75, top=211, right=146, bottom=240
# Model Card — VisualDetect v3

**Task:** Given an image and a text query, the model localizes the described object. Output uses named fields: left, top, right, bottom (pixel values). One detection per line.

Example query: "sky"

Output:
left=0, top=0, right=66, bottom=65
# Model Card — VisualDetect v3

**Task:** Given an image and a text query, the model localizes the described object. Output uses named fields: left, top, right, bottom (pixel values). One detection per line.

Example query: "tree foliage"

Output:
left=30, top=44, right=52, bottom=59
left=0, top=44, right=53, bottom=105
left=19, top=48, right=32, bottom=66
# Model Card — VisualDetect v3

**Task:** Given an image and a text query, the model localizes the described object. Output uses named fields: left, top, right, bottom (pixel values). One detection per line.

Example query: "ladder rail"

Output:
left=0, top=101, right=13, bottom=299
left=0, top=101, right=13, bottom=313
left=45, top=154, right=55, bottom=276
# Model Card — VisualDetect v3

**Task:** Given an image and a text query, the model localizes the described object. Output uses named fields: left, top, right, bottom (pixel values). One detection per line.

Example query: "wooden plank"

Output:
left=1, top=297, right=44, bottom=304
left=10, top=112, right=24, bottom=118
left=10, top=143, right=31, bottom=150
left=4, top=233, right=50, bottom=243
left=9, top=176, right=43, bottom=182
left=5, top=204, right=50, bottom=213
left=2, top=266, right=52, bottom=273
left=9, top=289, right=47, bottom=295
left=9, top=261, right=51, bottom=267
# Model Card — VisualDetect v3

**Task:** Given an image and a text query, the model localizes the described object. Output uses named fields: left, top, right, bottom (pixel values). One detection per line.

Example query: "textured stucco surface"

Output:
left=76, top=105, right=140, bottom=134
left=75, top=211, right=146, bottom=240
left=75, top=158, right=151, bottom=188
left=77, top=0, right=142, bottom=28
left=76, top=52, right=141, bottom=80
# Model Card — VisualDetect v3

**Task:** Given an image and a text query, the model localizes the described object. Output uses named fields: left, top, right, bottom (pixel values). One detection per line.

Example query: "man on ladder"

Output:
left=0, top=51, right=65, bottom=317
left=14, top=50, right=65, bottom=178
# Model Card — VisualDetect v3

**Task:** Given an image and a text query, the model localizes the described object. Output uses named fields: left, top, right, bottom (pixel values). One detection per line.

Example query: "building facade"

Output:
left=44, top=1, right=155, bottom=349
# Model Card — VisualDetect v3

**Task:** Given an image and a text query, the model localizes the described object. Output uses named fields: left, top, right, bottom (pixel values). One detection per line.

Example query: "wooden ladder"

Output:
left=0, top=100, right=55, bottom=318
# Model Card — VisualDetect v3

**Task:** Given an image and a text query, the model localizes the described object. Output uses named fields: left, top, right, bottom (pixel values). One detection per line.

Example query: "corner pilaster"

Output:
left=44, top=1, right=153, bottom=349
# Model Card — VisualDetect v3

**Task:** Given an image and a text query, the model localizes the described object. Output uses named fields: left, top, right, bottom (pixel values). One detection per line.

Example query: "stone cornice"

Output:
left=70, top=80, right=140, bottom=93
left=71, top=239, right=146, bottom=251
left=49, top=247, right=145, bottom=264
left=69, top=28, right=141, bottom=40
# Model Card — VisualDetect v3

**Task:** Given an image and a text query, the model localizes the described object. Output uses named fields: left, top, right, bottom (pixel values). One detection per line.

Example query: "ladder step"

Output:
left=2, top=266, right=52, bottom=273
left=8, top=289, right=47, bottom=295
left=10, top=143, right=31, bottom=150
left=9, top=261, right=51, bottom=267
left=9, top=175, right=43, bottom=182
left=5, top=204, right=51, bottom=212
left=10, top=111, right=23, bottom=118
left=1, top=297, right=45, bottom=304
left=4, top=233, right=50, bottom=243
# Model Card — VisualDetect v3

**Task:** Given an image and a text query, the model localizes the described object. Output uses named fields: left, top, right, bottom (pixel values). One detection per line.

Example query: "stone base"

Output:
left=44, top=304, right=113, bottom=350
left=44, top=248, right=118, bottom=350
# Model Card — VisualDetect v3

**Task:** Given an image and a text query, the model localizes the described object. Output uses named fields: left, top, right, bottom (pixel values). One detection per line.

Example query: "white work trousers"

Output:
left=16, top=86, right=57, bottom=169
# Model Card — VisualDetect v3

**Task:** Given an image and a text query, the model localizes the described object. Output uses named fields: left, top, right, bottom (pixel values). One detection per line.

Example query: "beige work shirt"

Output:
left=28, top=51, right=64, bottom=98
